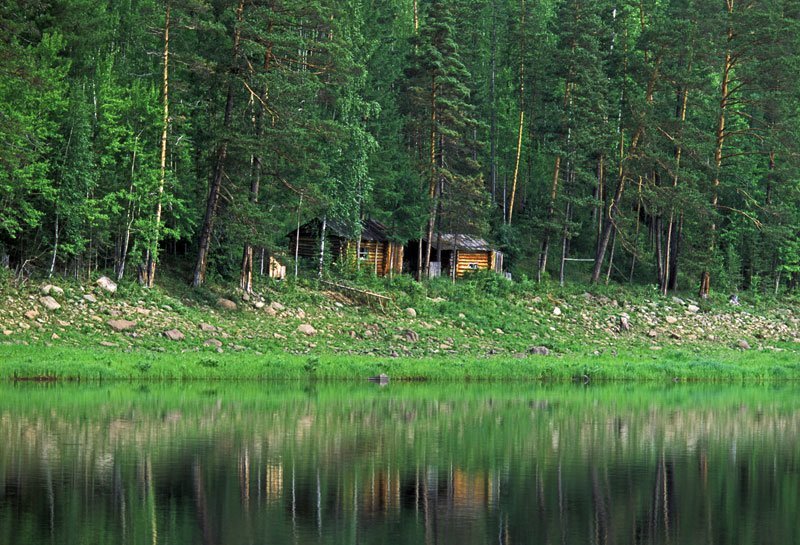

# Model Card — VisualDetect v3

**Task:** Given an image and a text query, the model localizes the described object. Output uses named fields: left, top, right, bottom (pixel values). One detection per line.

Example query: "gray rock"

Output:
left=619, top=316, right=631, bottom=331
left=403, top=329, right=419, bottom=342
left=552, top=306, right=562, bottom=316
left=217, top=298, right=237, bottom=311
left=39, top=296, right=61, bottom=311
left=687, top=304, right=700, bottom=313
left=96, top=276, right=118, bottom=294
left=41, top=285, right=64, bottom=297
left=270, top=301, right=285, bottom=311
left=253, top=301, right=265, bottom=309
left=738, top=339, right=751, bottom=350
left=297, top=323, right=316, bottom=336
left=83, top=294, right=97, bottom=303
left=666, top=316, right=678, bottom=324
left=672, top=296, right=685, bottom=305
left=24, top=310, right=39, bottom=320
left=204, top=338, right=223, bottom=348
left=99, top=341, right=118, bottom=347
left=164, top=329, right=185, bottom=341
left=528, top=346, right=550, bottom=356
left=107, top=319, right=137, bottom=332
left=405, top=307, right=417, bottom=318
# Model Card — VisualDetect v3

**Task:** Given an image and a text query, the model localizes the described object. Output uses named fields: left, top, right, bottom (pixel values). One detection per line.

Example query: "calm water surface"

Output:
left=0, top=381, right=798, bottom=544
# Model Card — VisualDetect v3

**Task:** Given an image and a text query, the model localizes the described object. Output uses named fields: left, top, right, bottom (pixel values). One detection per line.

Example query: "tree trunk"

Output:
left=423, top=75, right=438, bottom=278
left=192, top=0, right=245, bottom=288
left=591, top=55, right=661, bottom=283
left=144, top=1, right=170, bottom=288
left=702, top=1, right=735, bottom=294
left=318, top=215, right=327, bottom=279
left=507, top=0, right=525, bottom=226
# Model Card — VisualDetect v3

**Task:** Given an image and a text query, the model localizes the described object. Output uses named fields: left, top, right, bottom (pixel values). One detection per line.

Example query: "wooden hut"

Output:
left=287, top=218, right=403, bottom=277
left=407, top=234, right=503, bottom=278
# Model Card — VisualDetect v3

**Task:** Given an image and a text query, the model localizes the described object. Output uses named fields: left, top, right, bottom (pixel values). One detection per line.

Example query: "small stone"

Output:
left=2, top=330, right=12, bottom=336
left=24, top=310, right=39, bottom=320
left=273, top=333, right=286, bottom=339
left=204, top=338, right=223, bottom=348
left=264, top=306, right=277, bottom=316
left=107, top=319, right=137, bottom=332
left=39, top=296, right=61, bottom=311
left=41, top=285, right=64, bottom=297
left=50, top=333, right=59, bottom=340
left=96, top=276, right=118, bottom=294
left=135, top=307, right=151, bottom=316
left=389, top=350, right=399, bottom=358
left=242, top=292, right=250, bottom=302
left=738, top=339, right=751, bottom=350
left=254, top=301, right=265, bottom=309
left=647, top=330, right=658, bottom=338
left=531, top=296, right=542, bottom=304
left=83, top=294, right=97, bottom=303
left=665, top=316, right=678, bottom=324
left=687, top=304, right=700, bottom=313
left=270, top=301, right=285, bottom=311
left=199, top=323, right=217, bottom=332
left=669, top=332, right=682, bottom=340
left=528, top=346, right=550, bottom=356
left=405, top=307, right=417, bottom=318
left=296, top=308, right=306, bottom=319
left=403, top=329, right=419, bottom=342
left=553, top=307, right=562, bottom=316
left=164, top=329, right=185, bottom=341
left=619, top=316, right=630, bottom=332
left=297, top=324, right=316, bottom=336
left=672, top=297, right=685, bottom=305
left=217, top=298, right=237, bottom=311
left=99, top=341, right=118, bottom=348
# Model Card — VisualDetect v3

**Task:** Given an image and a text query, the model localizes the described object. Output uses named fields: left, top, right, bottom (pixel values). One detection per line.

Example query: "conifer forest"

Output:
left=2, top=0, right=800, bottom=296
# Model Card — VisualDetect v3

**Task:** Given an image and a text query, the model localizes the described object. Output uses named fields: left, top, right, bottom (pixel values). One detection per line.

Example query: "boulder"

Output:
left=204, top=338, right=223, bottom=348
left=199, top=323, right=217, bottom=332
left=297, top=323, right=317, bottom=336
left=83, top=294, right=97, bottom=303
left=41, top=285, right=64, bottom=297
left=39, top=296, right=61, bottom=311
left=405, top=307, right=417, bottom=318
left=107, top=319, right=137, bottom=332
left=528, top=346, right=550, bottom=356
left=164, top=329, right=185, bottom=341
left=96, top=276, right=118, bottom=294
left=217, top=298, right=237, bottom=311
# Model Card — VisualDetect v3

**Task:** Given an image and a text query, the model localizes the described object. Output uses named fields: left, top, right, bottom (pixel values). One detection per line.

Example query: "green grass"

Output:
left=1, top=343, right=799, bottom=381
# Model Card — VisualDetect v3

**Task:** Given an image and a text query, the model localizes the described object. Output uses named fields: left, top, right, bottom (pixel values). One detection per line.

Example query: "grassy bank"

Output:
left=2, top=343, right=800, bottom=381
left=0, top=270, right=798, bottom=381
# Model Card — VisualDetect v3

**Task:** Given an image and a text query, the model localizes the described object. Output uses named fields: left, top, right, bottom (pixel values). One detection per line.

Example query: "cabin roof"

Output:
left=291, top=218, right=392, bottom=242
left=428, top=234, right=495, bottom=252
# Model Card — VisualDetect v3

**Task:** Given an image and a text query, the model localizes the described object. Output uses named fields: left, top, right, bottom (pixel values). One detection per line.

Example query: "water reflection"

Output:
left=0, top=382, right=798, bottom=544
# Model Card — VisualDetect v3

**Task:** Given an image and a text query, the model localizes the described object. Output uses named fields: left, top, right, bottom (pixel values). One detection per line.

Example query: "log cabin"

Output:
left=287, top=218, right=403, bottom=277
left=405, top=234, right=503, bottom=278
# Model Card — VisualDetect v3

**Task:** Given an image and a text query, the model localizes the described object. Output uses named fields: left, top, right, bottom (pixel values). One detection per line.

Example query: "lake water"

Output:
left=0, top=381, right=798, bottom=544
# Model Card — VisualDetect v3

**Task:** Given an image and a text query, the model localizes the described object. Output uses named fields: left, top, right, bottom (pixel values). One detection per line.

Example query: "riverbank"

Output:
left=0, top=271, right=798, bottom=380
left=1, top=343, right=799, bottom=381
